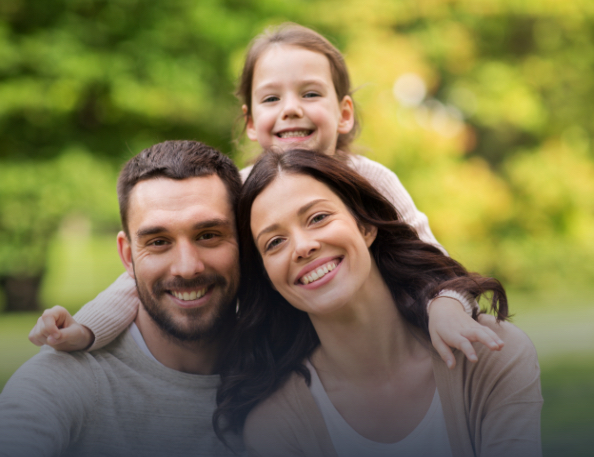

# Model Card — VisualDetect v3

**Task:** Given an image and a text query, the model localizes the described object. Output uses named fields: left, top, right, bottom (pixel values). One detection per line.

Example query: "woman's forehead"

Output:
left=251, top=174, right=339, bottom=222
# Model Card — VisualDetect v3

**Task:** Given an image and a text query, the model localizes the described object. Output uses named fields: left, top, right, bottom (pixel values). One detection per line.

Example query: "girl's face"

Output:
left=245, top=44, right=354, bottom=156
left=250, top=173, right=377, bottom=316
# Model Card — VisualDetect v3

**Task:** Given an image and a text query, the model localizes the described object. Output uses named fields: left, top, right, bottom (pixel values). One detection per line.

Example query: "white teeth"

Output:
left=300, top=261, right=338, bottom=285
left=172, top=288, right=207, bottom=301
left=278, top=130, right=310, bottom=138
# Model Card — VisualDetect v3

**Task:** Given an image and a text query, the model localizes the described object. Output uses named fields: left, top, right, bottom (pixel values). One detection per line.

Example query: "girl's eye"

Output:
left=263, top=96, right=279, bottom=103
left=303, top=92, right=320, bottom=98
left=311, top=213, right=328, bottom=224
left=265, top=237, right=284, bottom=251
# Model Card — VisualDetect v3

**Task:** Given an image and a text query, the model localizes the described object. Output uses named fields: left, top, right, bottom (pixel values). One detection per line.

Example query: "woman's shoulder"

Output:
left=243, top=370, right=334, bottom=457
left=459, top=315, right=541, bottom=389
left=476, top=314, right=537, bottom=357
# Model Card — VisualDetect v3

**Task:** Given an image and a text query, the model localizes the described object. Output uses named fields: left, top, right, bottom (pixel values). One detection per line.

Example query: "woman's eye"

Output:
left=311, top=213, right=328, bottom=224
left=199, top=233, right=217, bottom=241
left=265, top=238, right=283, bottom=251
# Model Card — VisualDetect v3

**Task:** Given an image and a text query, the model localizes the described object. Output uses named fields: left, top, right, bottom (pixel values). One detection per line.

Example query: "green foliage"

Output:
left=0, top=0, right=593, bottom=291
left=0, top=150, right=118, bottom=276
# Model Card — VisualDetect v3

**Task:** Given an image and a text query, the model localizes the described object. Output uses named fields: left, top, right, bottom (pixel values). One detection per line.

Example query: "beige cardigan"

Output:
left=244, top=316, right=543, bottom=457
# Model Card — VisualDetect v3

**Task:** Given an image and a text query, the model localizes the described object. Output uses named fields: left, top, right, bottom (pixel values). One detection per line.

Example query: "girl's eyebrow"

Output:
left=255, top=199, right=328, bottom=245
left=253, top=77, right=328, bottom=93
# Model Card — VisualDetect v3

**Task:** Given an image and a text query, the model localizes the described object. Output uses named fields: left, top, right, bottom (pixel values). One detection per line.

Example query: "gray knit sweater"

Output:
left=0, top=329, right=243, bottom=457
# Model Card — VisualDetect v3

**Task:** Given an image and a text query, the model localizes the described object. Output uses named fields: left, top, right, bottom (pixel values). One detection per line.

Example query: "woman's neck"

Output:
left=308, top=261, right=430, bottom=383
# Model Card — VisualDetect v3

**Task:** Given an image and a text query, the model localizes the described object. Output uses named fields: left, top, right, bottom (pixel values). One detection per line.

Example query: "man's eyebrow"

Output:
left=136, top=218, right=233, bottom=239
left=255, top=199, right=328, bottom=245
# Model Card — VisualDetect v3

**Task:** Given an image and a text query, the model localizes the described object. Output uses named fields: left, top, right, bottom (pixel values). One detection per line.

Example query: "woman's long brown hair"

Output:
left=214, top=149, right=508, bottom=439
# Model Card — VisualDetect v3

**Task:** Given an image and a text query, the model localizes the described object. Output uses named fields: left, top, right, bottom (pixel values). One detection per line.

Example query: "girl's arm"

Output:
left=349, top=154, right=474, bottom=311
left=29, top=272, right=140, bottom=351
left=349, top=155, right=506, bottom=365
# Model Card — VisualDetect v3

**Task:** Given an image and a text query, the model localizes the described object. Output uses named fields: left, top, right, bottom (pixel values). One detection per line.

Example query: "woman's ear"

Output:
left=243, top=105, right=258, bottom=142
left=337, top=95, right=355, bottom=134
left=359, top=223, right=378, bottom=248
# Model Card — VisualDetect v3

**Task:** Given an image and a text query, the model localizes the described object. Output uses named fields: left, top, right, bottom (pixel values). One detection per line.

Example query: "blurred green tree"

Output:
left=0, top=150, right=118, bottom=311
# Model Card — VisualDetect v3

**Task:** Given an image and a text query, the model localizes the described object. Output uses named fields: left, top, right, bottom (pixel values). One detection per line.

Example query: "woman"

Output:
left=215, top=149, right=542, bottom=457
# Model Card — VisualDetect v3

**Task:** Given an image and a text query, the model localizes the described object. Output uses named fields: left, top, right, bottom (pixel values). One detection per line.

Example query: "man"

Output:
left=0, top=140, right=244, bottom=456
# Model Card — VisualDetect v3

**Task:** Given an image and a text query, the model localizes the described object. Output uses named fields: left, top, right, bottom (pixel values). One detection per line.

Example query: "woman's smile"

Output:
left=250, top=173, right=377, bottom=316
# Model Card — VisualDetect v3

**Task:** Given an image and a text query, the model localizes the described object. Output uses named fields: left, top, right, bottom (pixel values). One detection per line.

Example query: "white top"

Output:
left=128, top=322, right=163, bottom=365
left=306, top=360, right=453, bottom=457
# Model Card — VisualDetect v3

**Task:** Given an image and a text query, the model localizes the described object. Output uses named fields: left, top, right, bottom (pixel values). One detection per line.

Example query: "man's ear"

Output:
left=243, top=105, right=258, bottom=142
left=360, top=223, right=378, bottom=248
left=117, top=231, right=135, bottom=279
left=337, top=95, right=355, bottom=135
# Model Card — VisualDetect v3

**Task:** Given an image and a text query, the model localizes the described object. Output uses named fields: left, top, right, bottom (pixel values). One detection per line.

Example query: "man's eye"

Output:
left=150, top=239, right=168, bottom=247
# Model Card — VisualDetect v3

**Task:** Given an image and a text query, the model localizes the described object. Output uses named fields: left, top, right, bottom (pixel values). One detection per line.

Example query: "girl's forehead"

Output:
left=255, top=44, right=330, bottom=73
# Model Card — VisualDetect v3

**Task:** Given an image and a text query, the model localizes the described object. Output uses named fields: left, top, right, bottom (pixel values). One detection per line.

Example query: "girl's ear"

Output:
left=360, top=223, right=378, bottom=248
left=243, top=105, right=258, bottom=142
left=337, top=95, right=355, bottom=134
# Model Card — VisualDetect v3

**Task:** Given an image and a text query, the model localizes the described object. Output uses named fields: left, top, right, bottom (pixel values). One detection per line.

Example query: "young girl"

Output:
left=29, top=23, right=503, bottom=366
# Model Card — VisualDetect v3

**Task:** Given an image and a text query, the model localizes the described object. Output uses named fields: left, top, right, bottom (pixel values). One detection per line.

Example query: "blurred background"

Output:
left=0, top=0, right=592, bottom=454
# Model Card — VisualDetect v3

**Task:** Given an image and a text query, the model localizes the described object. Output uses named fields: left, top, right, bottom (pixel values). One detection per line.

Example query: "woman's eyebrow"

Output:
left=255, top=199, right=329, bottom=245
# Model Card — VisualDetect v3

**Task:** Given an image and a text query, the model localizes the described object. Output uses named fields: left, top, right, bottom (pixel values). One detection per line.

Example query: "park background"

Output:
left=0, top=0, right=592, bottom=455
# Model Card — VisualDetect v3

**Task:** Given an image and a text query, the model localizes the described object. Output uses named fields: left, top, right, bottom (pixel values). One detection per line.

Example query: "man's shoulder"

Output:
left=3, top=346, right=100, bottom=396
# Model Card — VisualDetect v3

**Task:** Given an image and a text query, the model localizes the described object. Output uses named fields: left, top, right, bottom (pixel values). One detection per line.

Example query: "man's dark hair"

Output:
left=117, top=140, right=241, bottom=236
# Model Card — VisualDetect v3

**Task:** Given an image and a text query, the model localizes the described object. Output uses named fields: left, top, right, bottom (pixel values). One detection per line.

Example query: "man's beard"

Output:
left=135, top=273, right=237, bottom=343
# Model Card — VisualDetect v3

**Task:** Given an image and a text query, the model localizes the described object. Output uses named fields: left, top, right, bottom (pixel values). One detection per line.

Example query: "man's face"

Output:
left=117, top=175, right=239, bottom=342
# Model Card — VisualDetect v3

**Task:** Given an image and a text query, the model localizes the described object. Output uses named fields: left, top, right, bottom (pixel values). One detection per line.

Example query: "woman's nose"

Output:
left=292, top=232, right=320, bottom=261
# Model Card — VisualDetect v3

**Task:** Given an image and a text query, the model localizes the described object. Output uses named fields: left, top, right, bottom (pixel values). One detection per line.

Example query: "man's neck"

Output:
left=134, top=307, right=220, bottom=375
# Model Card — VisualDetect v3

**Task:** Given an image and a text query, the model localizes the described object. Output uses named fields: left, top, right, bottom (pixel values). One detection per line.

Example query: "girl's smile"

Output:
left=245, top=44, right=354, bottom=156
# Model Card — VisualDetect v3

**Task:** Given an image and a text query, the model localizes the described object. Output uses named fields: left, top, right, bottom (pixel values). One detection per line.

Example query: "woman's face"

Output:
left=250, top=173, right=377, bottom=316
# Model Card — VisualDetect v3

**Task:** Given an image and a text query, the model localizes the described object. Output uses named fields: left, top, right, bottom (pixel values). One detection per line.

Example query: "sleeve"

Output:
left=74, top=272, right=140, bottom=351
left=0, top=352, right=96, bottom=457
left=240, top=165, right=253, bottom=184
left=350, top=155, right=476, bottom=315
left=474, top=319, right=543, bottom=457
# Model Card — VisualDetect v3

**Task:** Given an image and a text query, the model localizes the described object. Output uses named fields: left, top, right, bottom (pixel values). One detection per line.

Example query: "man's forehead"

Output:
left=128, top=175, right=233, bottom=229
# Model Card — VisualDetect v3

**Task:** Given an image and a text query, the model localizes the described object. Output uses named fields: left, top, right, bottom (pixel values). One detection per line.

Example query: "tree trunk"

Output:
left=0, top=275, right=42, bottom=312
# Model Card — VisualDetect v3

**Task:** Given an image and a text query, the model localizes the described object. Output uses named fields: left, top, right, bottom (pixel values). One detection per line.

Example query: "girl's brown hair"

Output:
left=237, top=23, right=360, bottom=152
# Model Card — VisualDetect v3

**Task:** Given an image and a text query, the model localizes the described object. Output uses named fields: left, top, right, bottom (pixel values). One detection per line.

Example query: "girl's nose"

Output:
left=281, top=95, right=304, bottom=120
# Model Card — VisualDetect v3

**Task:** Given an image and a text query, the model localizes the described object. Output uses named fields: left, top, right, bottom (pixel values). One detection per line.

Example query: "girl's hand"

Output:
left=428, top=297, right=504, bottom=369
left=28, top=305, right=95, bottom=351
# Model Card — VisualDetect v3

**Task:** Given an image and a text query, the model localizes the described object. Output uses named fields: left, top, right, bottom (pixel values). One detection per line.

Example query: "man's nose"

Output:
left=170, top=243, right=205, bottom=278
